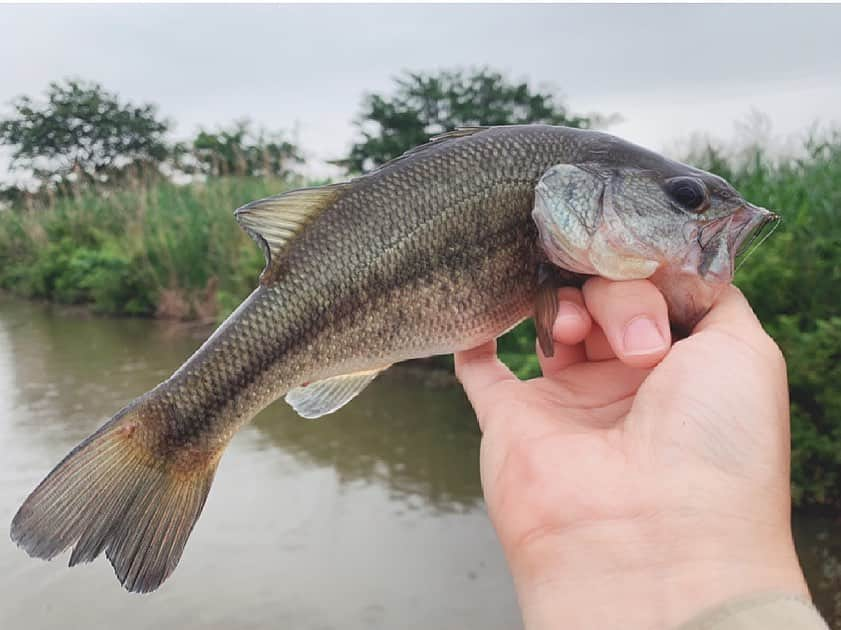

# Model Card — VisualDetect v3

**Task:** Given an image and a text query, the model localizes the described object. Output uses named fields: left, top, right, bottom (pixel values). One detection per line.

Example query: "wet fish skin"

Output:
left=142, top=126, right=602, bottom=450
left=9, top=124, right=770, bottom=592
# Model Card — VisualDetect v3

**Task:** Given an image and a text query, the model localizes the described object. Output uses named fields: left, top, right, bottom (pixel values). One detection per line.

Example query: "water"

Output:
left=0, top=296, right=837, bottom=629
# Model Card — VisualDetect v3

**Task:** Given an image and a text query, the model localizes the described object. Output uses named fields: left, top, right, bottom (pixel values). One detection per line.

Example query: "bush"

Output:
left=0, top=176, right=279, bottom=318
left=776, top=317, right=841, bottom=505
left=728, top=137, right=841, bottom=508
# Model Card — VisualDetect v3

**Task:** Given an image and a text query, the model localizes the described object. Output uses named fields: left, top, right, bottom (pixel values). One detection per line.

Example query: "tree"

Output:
left=339, top=67, right=596, bottom=173
left=0, top=79, right=171, bottom=189
left=186, top=119, right=303, bottom=178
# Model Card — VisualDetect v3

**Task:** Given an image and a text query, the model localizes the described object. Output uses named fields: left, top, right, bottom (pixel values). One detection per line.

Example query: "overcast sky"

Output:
left=2, top=3, right=840, bottom=178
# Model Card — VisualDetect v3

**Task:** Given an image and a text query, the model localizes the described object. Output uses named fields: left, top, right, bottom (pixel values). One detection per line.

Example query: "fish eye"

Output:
left=665, top=177, right=709, bottom=213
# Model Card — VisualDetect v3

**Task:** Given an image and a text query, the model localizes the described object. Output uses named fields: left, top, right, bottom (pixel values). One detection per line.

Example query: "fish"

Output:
left=10, top=124, right=778, bottom=593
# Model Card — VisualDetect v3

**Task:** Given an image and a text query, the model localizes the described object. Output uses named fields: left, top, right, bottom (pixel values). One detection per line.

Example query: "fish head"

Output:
left=533, top=156, right=779, bottom=333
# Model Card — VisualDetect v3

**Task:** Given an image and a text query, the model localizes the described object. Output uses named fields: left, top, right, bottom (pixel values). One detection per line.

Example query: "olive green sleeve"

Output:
left=676, top=593, right=830, bottom=630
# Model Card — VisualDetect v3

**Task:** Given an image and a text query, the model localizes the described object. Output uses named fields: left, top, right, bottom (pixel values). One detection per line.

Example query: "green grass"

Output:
left=0, top=135, right=839, bottom=508
left=0, top=176, right=284, bottom=319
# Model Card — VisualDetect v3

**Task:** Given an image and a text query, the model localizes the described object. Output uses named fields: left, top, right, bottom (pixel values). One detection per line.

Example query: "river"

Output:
left=0, top=296, right=838, bottom=629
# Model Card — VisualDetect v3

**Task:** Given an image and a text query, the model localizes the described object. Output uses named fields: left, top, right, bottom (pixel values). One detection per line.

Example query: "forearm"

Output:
left=507, top=516, right=810, bottom=630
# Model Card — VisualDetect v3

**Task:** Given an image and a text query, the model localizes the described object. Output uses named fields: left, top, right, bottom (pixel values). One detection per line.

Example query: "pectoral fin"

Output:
left=534, top=263, right=562, bottom=358
left=285, top=366, right=391, bottom=419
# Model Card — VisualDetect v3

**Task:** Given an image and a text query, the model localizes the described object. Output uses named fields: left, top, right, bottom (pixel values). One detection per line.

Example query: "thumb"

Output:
left=693, top=285, right=784, bottom=367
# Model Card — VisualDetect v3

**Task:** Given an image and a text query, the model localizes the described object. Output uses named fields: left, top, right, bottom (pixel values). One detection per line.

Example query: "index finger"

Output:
left=454, top=339, right=517, bottom=422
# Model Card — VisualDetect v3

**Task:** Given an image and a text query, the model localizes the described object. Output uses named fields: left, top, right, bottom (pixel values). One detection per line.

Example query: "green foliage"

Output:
left=185, top=119, right=303, bottom=178
left=0, top=176, right=283, bottom=319
left=0, top=238, right=155, bottom=316
left=339, top=67, right=594, bottom=173
left=722, top=136, right=841, bottom=508
left=776, top=317, right=841, bottom=506
left=0, top=79, right=171, bottom=190
left=498, top=319, right=542, bottom=379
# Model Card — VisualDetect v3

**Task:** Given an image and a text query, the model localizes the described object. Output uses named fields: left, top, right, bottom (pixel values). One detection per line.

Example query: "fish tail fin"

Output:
left=10, top=404, right=220, bottom=593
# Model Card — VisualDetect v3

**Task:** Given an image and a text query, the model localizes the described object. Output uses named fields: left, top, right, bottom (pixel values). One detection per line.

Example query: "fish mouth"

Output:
left=732, top=203, right=780, bottom=268
left=697, top=204, right=780, bottom=283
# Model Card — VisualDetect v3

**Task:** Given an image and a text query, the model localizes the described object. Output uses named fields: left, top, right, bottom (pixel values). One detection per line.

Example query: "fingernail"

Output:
left=623, top=316, right=667, bottom=356
left=556, top=301, right=585, bottom=324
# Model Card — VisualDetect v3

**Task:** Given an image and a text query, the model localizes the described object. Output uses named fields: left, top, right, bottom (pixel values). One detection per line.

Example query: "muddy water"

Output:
left=0, top=296, right=837, bottom=629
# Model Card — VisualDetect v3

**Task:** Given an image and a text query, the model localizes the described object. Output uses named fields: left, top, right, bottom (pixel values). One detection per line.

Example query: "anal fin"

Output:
left=285, top=366, right=390, bottom=419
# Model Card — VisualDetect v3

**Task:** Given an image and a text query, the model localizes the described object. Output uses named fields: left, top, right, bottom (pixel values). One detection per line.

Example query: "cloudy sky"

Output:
left=2, top=3, right=840, bottom=178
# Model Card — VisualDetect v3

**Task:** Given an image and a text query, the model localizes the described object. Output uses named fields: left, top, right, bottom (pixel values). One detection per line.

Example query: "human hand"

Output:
left=455, top=278, right=809, bottom=629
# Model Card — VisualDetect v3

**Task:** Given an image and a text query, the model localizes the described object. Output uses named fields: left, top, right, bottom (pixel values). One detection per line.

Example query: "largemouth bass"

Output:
left=10, top=125, right=777, bottom=592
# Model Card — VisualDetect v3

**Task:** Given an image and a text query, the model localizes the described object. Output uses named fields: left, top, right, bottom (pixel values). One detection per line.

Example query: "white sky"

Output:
left=2, top=3, right=840, bottom=180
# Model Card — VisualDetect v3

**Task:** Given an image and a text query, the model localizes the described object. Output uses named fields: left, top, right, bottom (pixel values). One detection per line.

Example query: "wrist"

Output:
left=506, top=513, right=809, bottom=630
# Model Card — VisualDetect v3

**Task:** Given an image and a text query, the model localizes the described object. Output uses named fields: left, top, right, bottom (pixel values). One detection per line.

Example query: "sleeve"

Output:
left=676, top=592, right=830, bottom=630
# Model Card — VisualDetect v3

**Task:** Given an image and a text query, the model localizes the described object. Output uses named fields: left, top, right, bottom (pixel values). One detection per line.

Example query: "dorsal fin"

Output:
left=367, top=126, right=491, bottom=174
left=421, top=126, right=490, bottom=148
left=235, top=128, right=489, bottom=281
left=234, top=183, right=348, bottom=282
